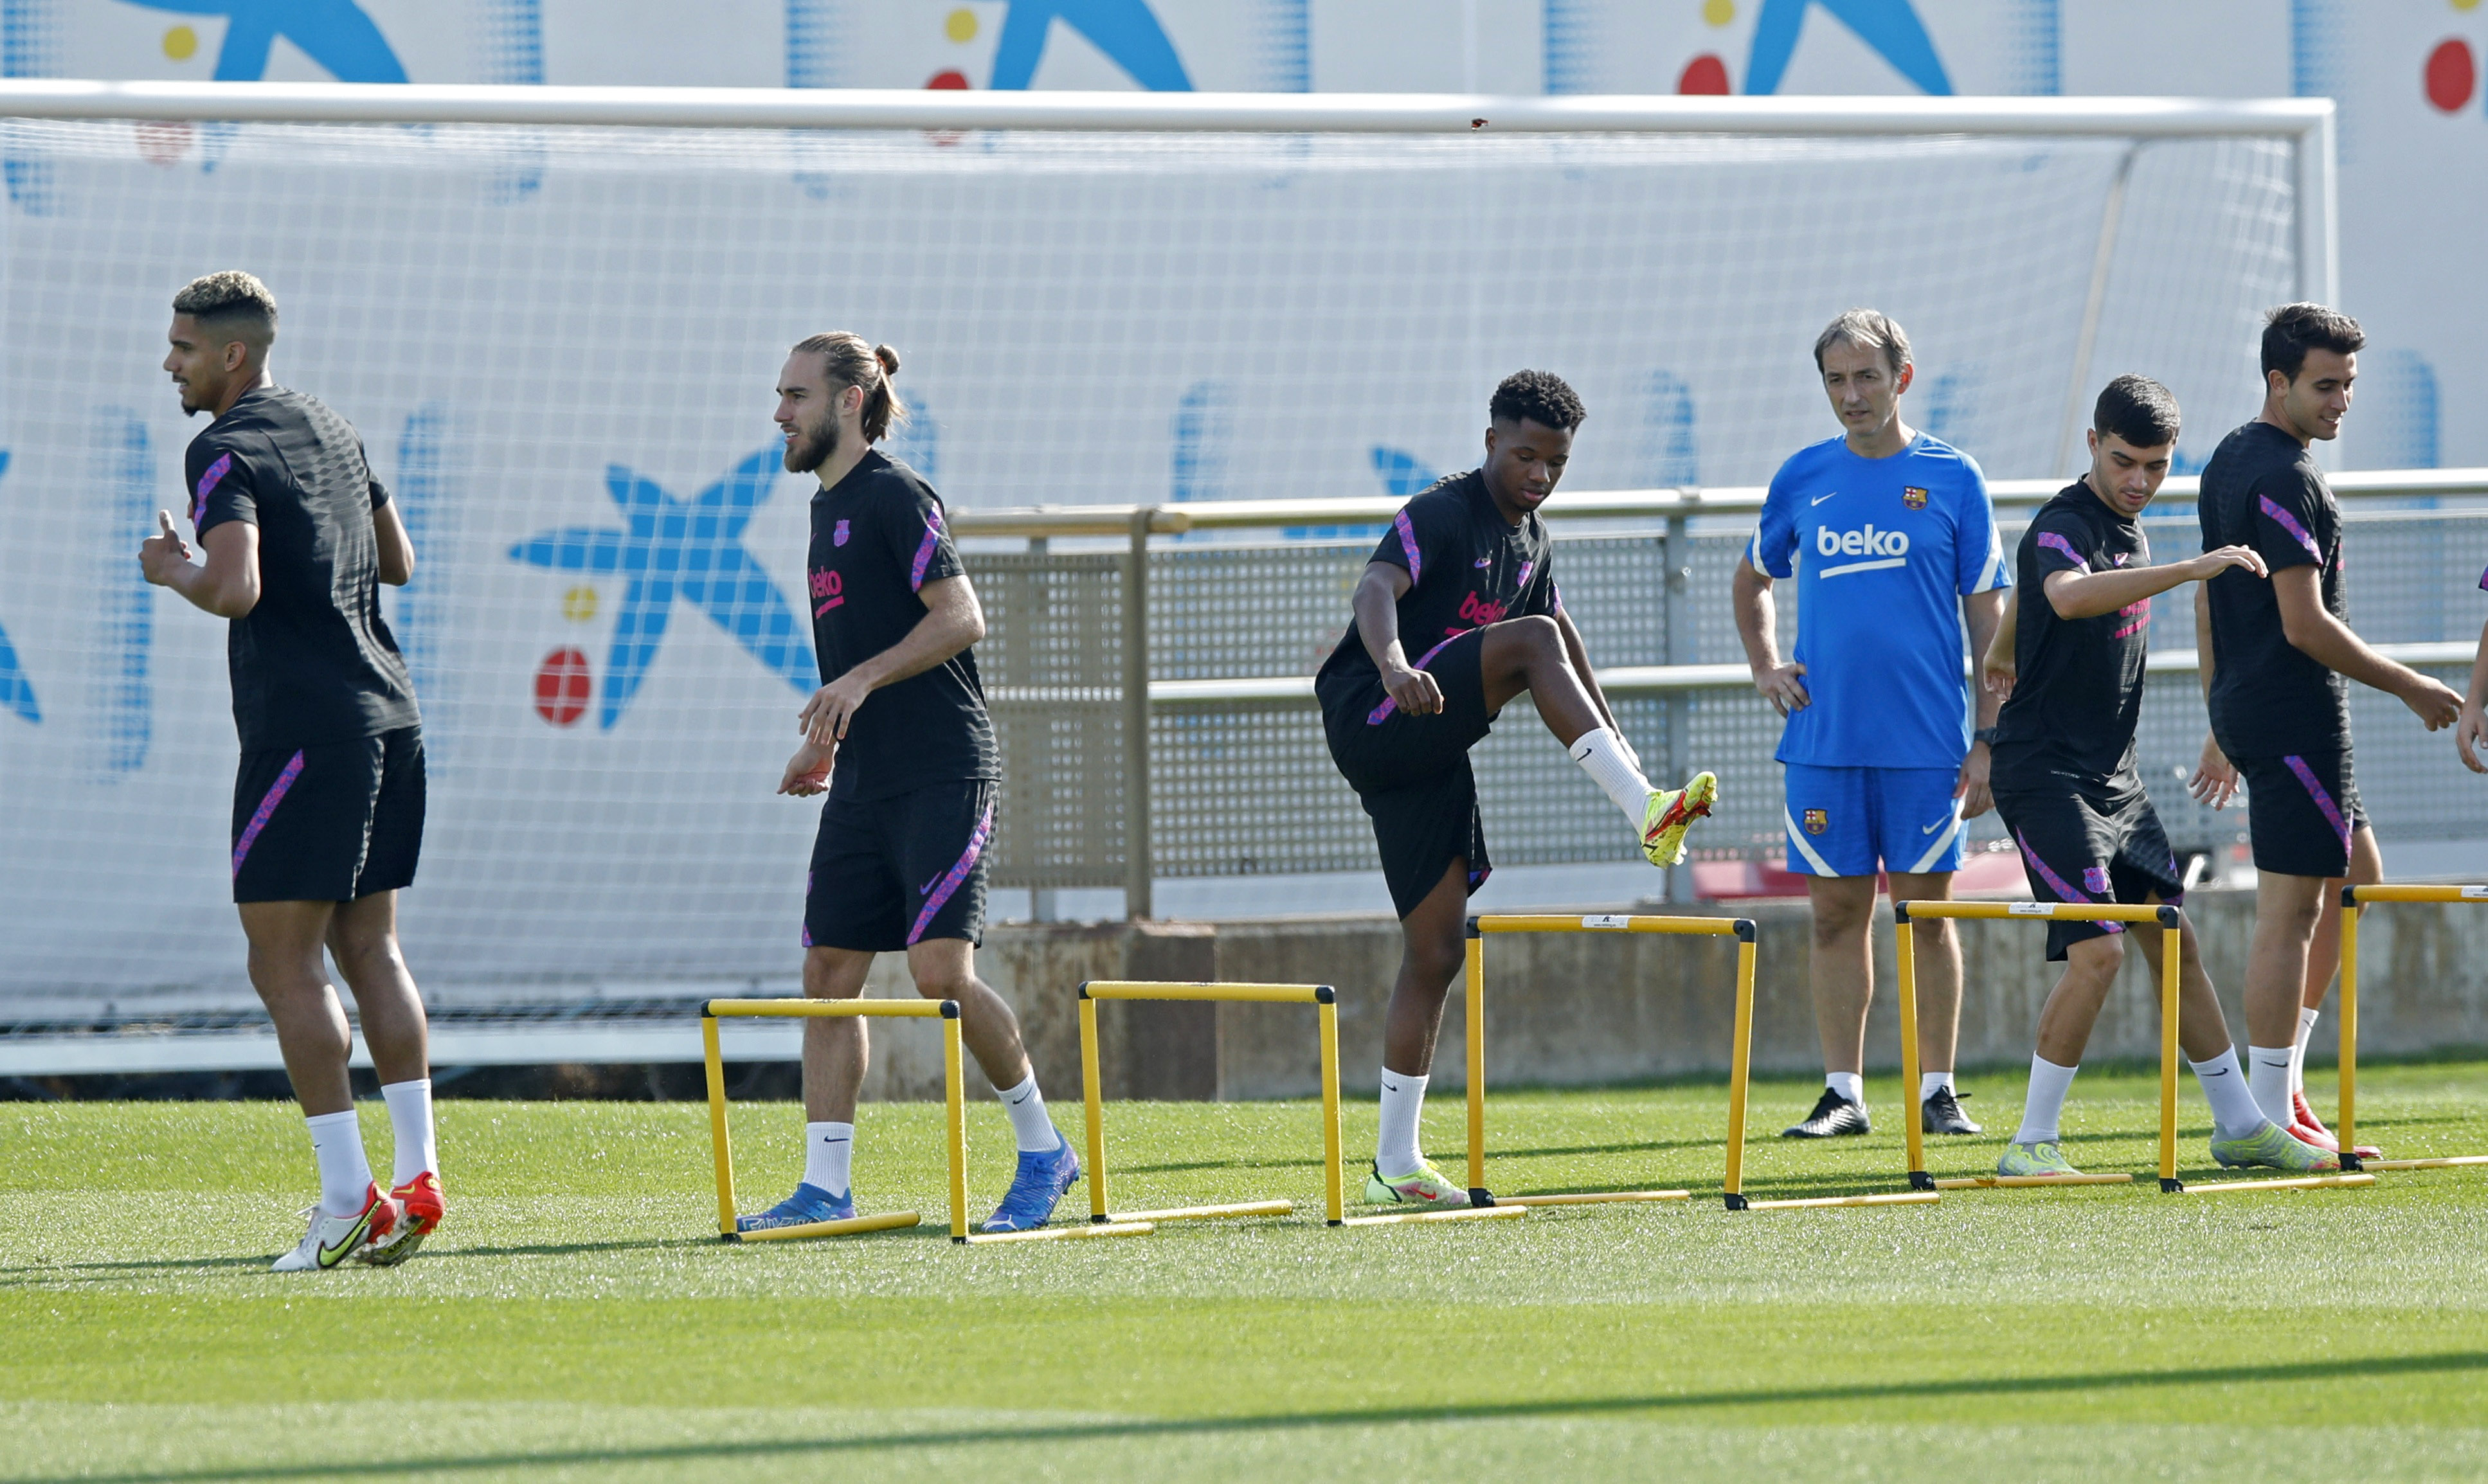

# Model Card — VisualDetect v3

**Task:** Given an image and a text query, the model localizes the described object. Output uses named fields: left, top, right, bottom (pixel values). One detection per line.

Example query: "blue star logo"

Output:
left=124, top=0, right=409, bottom=83
left=0, top=451, right=37, bottom=724
left=510, top=449, right=816, bottom=729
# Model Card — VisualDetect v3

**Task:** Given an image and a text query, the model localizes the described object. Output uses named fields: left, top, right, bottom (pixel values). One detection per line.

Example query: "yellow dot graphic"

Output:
left=563, top=586, right=600, bottom=622
left=163, top=25, right=198, bottom=60
left=2456, top=0, right=2482, bottom=12
left=946, top=7, right=978, bottom=42
left=1702, top=0, right=1736, bottom=25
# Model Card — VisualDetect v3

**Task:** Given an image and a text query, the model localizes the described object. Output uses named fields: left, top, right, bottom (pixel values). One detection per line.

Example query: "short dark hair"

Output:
left=1489, top=370, right=1585, bottom=431
left=2093, top=374, right=2179, bottom=449
left=2261, top=302, right=2363, bottom=384
left=172, top=269, right=278, bottom=353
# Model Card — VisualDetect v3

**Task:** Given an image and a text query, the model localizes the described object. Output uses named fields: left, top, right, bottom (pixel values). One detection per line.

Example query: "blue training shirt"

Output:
left=1747, top=432, right=2009, bottom=769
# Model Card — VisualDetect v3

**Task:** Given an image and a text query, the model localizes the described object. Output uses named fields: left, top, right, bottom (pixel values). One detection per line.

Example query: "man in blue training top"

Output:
left=1732, top=308, right=2011, bottom=1140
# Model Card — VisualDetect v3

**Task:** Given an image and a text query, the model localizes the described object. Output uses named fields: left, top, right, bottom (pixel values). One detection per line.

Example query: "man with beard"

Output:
left=746, top=332, right=1077, bottom=1234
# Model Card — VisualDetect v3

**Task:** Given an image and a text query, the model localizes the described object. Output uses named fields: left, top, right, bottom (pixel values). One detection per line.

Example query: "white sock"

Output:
left=2246, top=1046, right=2297, bottom=1129
left=2291, top=1006, right=2320, bottom=1095
left=1920, top=1070, right=1955, bottom=1101
left=2191, top=1048, right=2267, bottom=1141
left=378, top=1078, right=437, bottom=1186
left=303, top=1108, right=374, bottom=1215
left=2013, top=1056, right=2078, bottom=1145
left=803, top=1121, right=854, bottom=1195
left=1568, top=728, right=1657, bottom=828
left=1826, top=1071, right=1866, bottom=1106
left=1376, top=1068, right=1429, bottom=1175
left=995, top=1072, right=1062, bottom=1154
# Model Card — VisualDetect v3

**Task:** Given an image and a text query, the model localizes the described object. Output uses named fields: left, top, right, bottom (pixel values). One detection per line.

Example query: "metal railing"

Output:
left=952, top=472, right=2488, bottom=916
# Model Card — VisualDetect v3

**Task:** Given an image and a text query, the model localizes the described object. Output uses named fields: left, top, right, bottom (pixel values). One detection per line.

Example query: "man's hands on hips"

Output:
left=1751, top=661, right=1809, bottom=718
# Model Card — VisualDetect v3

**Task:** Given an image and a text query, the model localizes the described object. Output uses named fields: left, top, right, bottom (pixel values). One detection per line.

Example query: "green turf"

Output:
left=6, top=1065, right=2487, bottom=1481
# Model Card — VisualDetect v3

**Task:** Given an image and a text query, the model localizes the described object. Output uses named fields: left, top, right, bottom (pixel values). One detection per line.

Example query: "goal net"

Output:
left=0, top=100, right=2316, bottom=1000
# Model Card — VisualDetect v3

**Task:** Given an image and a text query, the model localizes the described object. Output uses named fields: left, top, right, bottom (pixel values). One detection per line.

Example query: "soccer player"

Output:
left=138, top=271, right=440, bottom=1271
left=750, top=332, right=1077, bottom=1235
left=2192, top=303, right=2464, bottom=1155
left=1733, top=309, right=2009, bottom=1141
left=1981, top=375, right=2331, bottom=1176
left=1317, top=370, right=1717, bottom=1209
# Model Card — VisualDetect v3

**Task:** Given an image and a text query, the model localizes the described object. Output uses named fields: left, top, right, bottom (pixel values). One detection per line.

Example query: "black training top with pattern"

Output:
left=1315, top=470, right=1560, bottom=695
left=1991, top=481, right=2154, bottom=791
left=2197, top=420, right=2350, bottom=758
left=186, top=385, right=419, bottom=753
left=805, top=448, right=998, bottom=801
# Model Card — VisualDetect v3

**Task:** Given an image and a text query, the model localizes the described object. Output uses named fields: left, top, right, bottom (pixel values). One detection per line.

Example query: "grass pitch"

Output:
left=6, top=1064, right=2487, bottom=1482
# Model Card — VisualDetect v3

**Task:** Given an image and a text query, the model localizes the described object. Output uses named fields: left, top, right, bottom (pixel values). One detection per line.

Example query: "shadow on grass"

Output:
left=51, top=1350, right=2488, bottom=1482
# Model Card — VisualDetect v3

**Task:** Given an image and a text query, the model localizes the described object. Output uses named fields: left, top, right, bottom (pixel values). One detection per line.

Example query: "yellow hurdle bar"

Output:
left=1739, top=1192, right=1943, bottom=1211
left=1078, top=981, right=1346, bottom=1229
left=2181, top=1174, right=2377, bottom=1195
left=1898, top=901, right=2191, bottom=1192
left=962, top=1220, right=1158, bottom=1245
left=699, top=997, right=971, bottom=1244
left=1932, top=1174, right=2134, bottom=1189
left=1342, top=1204, right=1531, bottom=1228
left=2338, top=884, right=2488, bottom=1173
left=1467, top=914, right=1754, bottom=1211
left=737, top=1211, right=922, bottom=1242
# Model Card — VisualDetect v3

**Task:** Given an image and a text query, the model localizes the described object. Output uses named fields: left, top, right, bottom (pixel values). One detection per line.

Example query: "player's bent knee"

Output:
left=2066, top=934, right=2125, bottom=977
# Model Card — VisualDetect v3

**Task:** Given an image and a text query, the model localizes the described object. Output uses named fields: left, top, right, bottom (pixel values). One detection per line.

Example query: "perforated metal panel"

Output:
left=965, top=508, right=2487, bottom=892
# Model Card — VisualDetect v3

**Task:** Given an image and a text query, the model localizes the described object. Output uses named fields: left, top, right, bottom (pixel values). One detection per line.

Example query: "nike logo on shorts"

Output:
left=1923, top=816, right=1954, bottom=834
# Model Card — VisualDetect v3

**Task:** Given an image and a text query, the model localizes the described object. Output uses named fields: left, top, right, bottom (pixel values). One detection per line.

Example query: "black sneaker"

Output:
left=1922, top=1086, right=1981, bottom=1135
left=1781, top=1087, right=1871, bottom=1138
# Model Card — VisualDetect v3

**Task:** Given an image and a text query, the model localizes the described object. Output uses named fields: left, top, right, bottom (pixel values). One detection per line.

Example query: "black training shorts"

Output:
left=230, top=726, right=425, bottom=904
left=2235, top=750, right=2366, bottom=879
left=1319, top=625, right=1496, bottom=919
left=804, top=780, right=995, bottom=952
left=1993, top=778, right=2183, bottom=961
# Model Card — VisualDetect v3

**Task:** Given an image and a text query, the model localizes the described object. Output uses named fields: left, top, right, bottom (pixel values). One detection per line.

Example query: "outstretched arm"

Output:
left=2039, top=545, right=2264, bottom=620
left=2273, top=566, right=2462, bottom=729
left=798, top=573, right=986, bottom=746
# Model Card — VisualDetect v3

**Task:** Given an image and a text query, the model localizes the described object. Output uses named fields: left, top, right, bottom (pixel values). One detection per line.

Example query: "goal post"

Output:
left=0, top=84, right=2338, bottom=1007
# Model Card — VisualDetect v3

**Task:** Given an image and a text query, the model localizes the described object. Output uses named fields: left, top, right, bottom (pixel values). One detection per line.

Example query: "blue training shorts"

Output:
left=1780, top=763, right=1966, bottom=878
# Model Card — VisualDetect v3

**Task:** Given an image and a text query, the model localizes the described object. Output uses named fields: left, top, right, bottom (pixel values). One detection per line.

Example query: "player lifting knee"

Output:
left=1981, top=375, right=2330, bottom=1177
left=1314, top=370, right=1717, bottom=1209
left=752, top=332, right=1077, bottom=1236
left=140, top=273, right=442, bottom=1271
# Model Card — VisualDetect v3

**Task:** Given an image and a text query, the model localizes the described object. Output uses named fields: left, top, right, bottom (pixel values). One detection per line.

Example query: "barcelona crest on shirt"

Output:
left=1803, top=809, right=1829, bottom=835
left=1902, top=486, right=1929, bottom=510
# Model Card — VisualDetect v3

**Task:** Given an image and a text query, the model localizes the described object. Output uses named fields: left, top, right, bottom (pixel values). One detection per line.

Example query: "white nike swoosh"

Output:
left=1811, top=492, right=1838, bottom=506
left=1923, top=818, right=1953, bottom=834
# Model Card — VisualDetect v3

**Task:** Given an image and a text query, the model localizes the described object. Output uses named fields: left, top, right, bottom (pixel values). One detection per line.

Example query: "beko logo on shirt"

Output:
left=1815, top=523, right=1910, bottom=577
left=809, top=568, right=844, bottom=614
left=1456, top=590, right=1510, bottom=625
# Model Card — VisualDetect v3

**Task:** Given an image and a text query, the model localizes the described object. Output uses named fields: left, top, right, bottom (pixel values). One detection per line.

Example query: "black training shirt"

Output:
left=186, top=386, right=419, bottom=753
left=1315, top=470, right=1559, bottom=693
left=1990, top=481, right=2153, bottom=791
left=805, top=449, right=997, bottom=801
left=2197, top=420, right=2349, bottom=758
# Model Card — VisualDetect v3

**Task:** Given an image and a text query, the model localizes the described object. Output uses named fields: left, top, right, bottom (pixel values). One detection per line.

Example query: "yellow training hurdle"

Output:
left=1461, top=914, right=1740, bottom=1210
left=1079, top=981, right=1349, bottom=1227
left=2340, top=884, right=2488, bottom=1173
left=1896, top=900, right=2372, bottom=1197
left=702, top=997, right=1155, bottom=1247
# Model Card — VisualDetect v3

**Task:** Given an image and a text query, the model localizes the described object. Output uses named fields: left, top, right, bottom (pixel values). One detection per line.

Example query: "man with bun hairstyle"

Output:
left=140, top=271, right=442, bottom=1271
left=1317, top=369, right=1717, bottom=1210
left=2194, top=303, right=2464, bottom=1158
left=751, top=332, right=1079, bottom=1235
left=1980, top=375, right=2330, bottom=1177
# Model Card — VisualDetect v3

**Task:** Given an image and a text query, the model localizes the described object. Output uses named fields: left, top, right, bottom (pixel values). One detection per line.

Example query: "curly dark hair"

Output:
left=1488, top=370, right=1585, bottom=431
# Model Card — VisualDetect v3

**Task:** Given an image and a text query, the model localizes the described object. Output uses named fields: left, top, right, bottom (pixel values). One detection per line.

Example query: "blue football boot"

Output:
left=737, top=1181, right=853, bottom=1233
left=980, top=1132, right=1081, bottom=1233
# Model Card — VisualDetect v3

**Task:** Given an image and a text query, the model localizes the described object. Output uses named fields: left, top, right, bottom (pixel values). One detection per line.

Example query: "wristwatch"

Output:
left=1972, top=726, right=2001, bottom=747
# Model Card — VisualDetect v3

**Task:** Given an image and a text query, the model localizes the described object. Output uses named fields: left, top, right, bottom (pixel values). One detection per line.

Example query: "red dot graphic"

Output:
left=1679, top=54, right=1731, bottom=96
left=2426, top=38, right=2475, bottom=114
left=534, top=647, right=591, bottom=726
left=926, top=69, right=969, bottom=90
